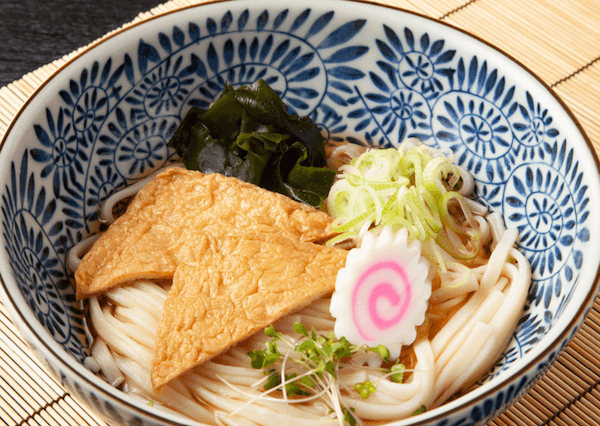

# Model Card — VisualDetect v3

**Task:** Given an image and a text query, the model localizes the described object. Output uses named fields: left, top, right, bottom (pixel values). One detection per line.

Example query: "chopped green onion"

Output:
left=326, top=142, right=478, bottom=251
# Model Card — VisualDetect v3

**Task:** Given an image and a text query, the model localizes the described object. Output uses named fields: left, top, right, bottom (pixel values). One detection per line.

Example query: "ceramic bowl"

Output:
left=1, top=1, right=599, bottom=425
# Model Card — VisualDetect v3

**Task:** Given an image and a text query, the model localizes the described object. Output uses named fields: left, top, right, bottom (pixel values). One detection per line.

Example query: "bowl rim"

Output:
left=1, top=0, right=599, bottom=425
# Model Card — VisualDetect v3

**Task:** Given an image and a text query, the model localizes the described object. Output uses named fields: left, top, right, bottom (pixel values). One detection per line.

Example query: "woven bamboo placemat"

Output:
left=1, top=0, right=600, bottom=425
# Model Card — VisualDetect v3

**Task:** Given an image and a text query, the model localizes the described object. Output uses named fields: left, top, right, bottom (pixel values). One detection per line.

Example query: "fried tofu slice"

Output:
left=154, top=235, right=345, bottom=388
left=75, top=167, right=342, bottom=299
left=74, top=167, right=347, bottom=390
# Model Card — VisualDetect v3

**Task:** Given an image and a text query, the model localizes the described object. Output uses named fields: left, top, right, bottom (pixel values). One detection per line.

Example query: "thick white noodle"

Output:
left=89, top=297, right=154, bottom=368
left=479, top=227, right=518, bottom=291
left=433, top=287, right=506, bottom=374
left=476, top=215, right=492, bottom=246
left=432, top=294, right=468, bottom=313
left=82, top=180, right=530, bottom=424
left=101, top=304, right=155, bottom=348
left=189, top=378, right=330, bottom=426
left=90, top=339, right=124, bottom=387
left=327, top=143, right=368, bottom=170
left=114, top=354, right=153, bottom=394
left=450, top=253, right=529, bottom=387
left=462, top=197, right=488, bottom=216
left=159, top=385, right=214, bottom=423
left=340, top=339, right=434, bottom=420
left=215, top=412, right=260, bottom=426
left=486, top=211, right=507, bottom=251
left=430, top=277, right=505, bottom=358
left=107, top=284, right=167, bottom=318
left=125, top=392, right=196, bottom=421
left=88, top=242, right=529, bottom=425
left=429, top=262, right=479, bottom=303
left=456, top=166, right=475, bottom=196
left=426, top=322, right=494, bottom=407
left=430, top=249, right=531, bottom=407
left=114, top=305, right=159, bottom=336
left=83, top=355, right=101, bottom=373
left=67, top=233, right=100, bottom=272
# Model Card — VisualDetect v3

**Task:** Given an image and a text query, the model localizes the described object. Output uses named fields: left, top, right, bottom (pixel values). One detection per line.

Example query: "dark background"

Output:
left=0, top=0, right=166, bottom=87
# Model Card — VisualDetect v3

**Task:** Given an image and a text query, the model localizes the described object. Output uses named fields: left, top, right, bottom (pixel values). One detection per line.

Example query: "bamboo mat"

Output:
left=1, top=0, right=600, bottom=425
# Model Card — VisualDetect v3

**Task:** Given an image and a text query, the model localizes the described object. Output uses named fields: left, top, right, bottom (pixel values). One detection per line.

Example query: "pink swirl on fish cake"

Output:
left=352, top=260, right=412, bottom=342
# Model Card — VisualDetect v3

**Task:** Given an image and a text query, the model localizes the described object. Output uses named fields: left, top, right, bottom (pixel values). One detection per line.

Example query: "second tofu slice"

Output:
left=75, top=168, right=347, bottom=390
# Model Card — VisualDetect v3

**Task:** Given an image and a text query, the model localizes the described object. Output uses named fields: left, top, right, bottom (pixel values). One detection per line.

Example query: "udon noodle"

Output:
left=70, top=142, right=531, bottom=426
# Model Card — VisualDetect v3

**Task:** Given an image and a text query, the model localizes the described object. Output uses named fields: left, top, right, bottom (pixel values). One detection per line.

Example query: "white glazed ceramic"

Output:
left=1, top=1, right=599, bottom=425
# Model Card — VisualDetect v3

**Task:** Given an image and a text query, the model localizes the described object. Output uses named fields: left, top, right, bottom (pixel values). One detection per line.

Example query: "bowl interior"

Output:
left=1, top=0, right=599, bottom=424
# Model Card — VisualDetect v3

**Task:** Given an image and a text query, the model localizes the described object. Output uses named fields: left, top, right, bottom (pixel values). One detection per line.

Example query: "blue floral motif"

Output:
left=73, top=86, right=109, bottom=133
left=506, top=163, right=578, bottom=276
left=31, top=108, right=79, bottom=188
left=434, top=92, right=513, bottom=173
left=309, top=103, right=347, bottom=144
left=345, top=26, right=457, bottom=146
left=131, top=55, right=196, bottom=119
left=513, top=92, right=559, bottom=148
left=431, top=59, right=522, bottom=186
left=1, top=150, right=87, bottom=360
left=103, top=116, right=176, bottom=178
left=505, top=137, right=588, bottom=327
left=0, top=5, right=597, bottom=426
left=486, top=343, right=521, bottom=379
left=85, top=163, right=124, bottom=221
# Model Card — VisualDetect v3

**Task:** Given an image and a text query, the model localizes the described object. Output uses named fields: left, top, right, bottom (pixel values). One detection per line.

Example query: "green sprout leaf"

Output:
left=367, top=344, right=391, bottom=362
left=246, top=322, right=391, bottom=425
left=264, top=371, right=311, bottom=396
left=299, top=375, right=316, bottom=388
left=311, top=326, right=318, bottom=341
left=264, top=325, right=279, bottom=338
left=294, top=322, right=308, bottom=337
left=264, top=371, right=281, bottom=390
left=324, top=360, right=337, bottom=378
left=413, top=405, right=426, bottom=416
left=390, top=363, right=406, bottom=383
left=343, top=407, right=357, bottom=426
left=297, top=340, right=317, bottom=352
left=247, top=347, right=279, bottom=369
left=331, top=338, right=352, bottom=359
left=354, top=381, right=377, bottom=399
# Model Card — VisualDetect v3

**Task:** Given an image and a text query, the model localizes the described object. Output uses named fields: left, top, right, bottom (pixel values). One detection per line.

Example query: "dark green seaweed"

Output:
left=168, top=80, right=335, bottom=206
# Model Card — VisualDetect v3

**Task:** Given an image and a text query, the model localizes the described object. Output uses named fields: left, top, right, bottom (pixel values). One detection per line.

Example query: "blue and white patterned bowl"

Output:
left=1, top=1, right=599, bottom=425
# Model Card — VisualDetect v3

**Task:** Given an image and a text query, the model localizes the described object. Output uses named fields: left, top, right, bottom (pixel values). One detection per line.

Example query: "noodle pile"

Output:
left=71, top=144, right=531, bottom=426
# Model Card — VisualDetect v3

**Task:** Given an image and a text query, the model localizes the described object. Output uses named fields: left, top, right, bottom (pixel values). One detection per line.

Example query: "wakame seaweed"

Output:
left=168, top=80, right=335, bottom=207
